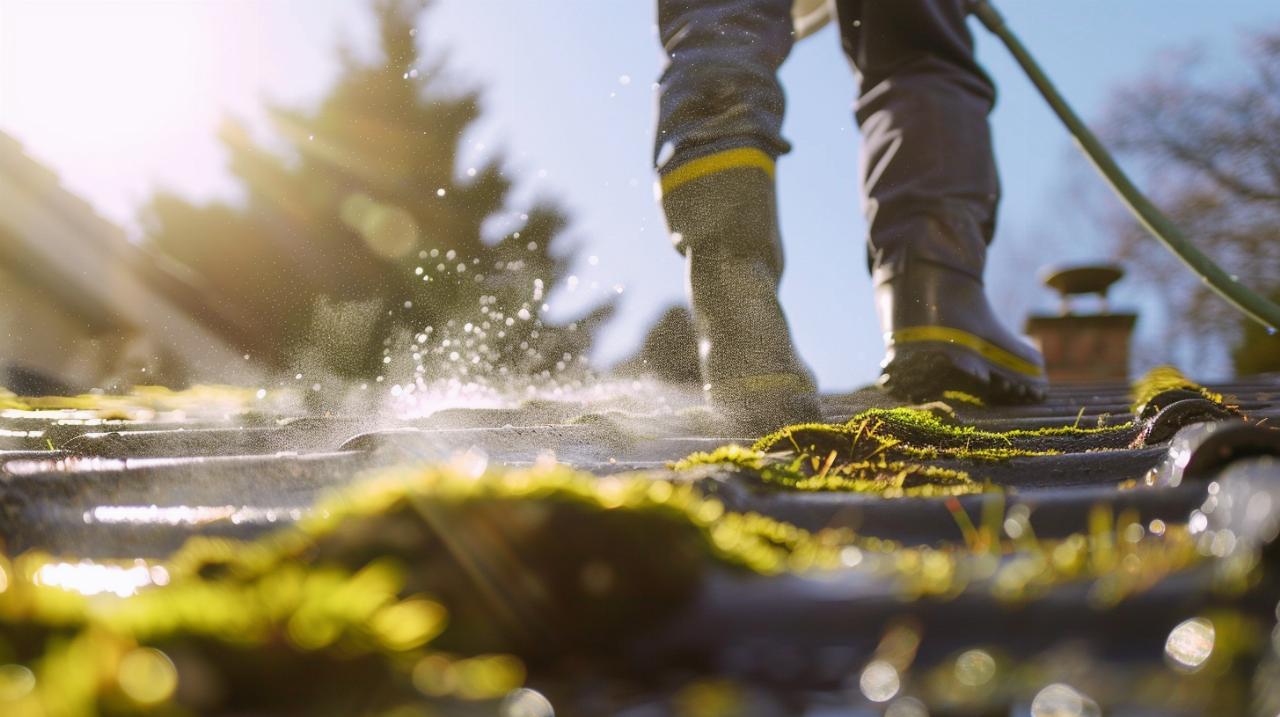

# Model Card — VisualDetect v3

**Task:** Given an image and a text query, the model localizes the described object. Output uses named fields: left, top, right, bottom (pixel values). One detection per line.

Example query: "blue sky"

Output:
left=2, top=0, right=1278, bottom=388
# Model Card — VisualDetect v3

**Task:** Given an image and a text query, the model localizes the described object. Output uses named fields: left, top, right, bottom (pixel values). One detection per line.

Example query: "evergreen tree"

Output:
left=142, top=0, right=609, bottom=386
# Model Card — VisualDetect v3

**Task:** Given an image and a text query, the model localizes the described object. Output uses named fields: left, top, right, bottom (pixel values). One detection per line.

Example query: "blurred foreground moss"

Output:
left=0, top=458, right=1215, bottom=715
left=1, top=385, right=292, bottom=422
left=0, top=388, right=29, bottom=411
left=0, top=461, right=842, bottom=716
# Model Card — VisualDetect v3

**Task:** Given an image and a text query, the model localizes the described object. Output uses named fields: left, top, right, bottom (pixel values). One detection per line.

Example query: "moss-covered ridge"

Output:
left=676, top=408, right=1136, bottom=496
left=1131, top=365, right=1226, bottom=415
left=757, top=408, right=1134, bottom=459
left=673, top=442, right=982, bottom=497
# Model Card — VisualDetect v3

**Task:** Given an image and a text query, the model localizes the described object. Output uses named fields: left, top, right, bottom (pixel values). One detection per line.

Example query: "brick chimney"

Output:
left=1024, top=264, right=1136, bottom=383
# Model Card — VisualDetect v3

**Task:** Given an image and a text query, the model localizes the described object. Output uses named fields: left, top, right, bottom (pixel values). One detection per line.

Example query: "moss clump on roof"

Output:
left=0, top=456, right=1222, bottom=715
left=758, top=408, right=1134, bottom=460
left=675, top=408, right=1142, bottom=496
left=942, top=390, right=985, bottom=407
left=0, top=461, right=850, bottom=716
left=1130, top=366, right=1225, bottom=415
left=173, top=460, right=842, bottom=580
left=0, top=551, right=519, bottom=716
left=673, top=443, right=984, bottom=497
left=756, top=408, right=1134, bottom=459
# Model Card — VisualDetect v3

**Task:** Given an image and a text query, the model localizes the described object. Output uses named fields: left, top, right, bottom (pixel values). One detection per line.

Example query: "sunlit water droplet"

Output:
left=0, top=664, right=36, bottom=701
left=501, top=687, right=554, bottom=717
left=1030, top=683, right=1099, bottom=717
left=33, top=559, right=164, bottom=597
left=1165, top=617, right=1215, bottom=671
left=117, top=648, right=178, bottom=705
left=859, top=660, right=900, bottom=703
left=954, top=649, right=996, bottom=687
left=884, top=697, right=929, bottom=717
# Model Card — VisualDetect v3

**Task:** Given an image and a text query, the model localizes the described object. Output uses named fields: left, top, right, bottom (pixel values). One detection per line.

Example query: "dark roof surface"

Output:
left=2, top=374, right=1280, bottom=715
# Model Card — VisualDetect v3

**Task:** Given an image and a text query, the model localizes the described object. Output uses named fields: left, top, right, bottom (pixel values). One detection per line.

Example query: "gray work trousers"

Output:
left=655, top=0, right=1000, bottom=281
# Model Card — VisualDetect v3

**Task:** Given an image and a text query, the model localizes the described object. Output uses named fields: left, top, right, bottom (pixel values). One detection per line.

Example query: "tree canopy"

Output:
left=143, top=0, right=609, bottom=387
left=1095, top=29, right=1280, bottom=373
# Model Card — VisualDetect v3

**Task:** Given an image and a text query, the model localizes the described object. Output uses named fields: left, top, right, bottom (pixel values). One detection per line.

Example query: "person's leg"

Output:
left=656, top=0, right=821, bottom=432
left=834, top=0, right=1047, bottom=403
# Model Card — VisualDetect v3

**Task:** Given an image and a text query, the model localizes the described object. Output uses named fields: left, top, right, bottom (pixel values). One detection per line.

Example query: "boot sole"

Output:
left=879, top=345, right=1048, bottom=405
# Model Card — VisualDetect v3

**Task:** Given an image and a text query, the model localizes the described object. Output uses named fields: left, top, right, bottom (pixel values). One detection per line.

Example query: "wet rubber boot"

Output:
left=876, top=257, right=1048, bottom=405
left=662, top=160, right=822, bottom=434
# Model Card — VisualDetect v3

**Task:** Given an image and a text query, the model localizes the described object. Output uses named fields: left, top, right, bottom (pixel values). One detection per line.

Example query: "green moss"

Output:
left=178, top=461, right=841, bottom=578
left=2, top=384, right=284, bottom=420
left=675, top=408, right=1144, bottom=496
left=0, top=462, right=856, bottom=715
left=0, top=387, right=28, bottom=411
left=752, top=409, right=1076, bottom=462
left=674, top=444, right=984, bottom=497
left=942, top=390, right=985, bottom=407
left=0, top=453, right=1222, bottom=715
left=1130, top=365, right=1225, bottom=414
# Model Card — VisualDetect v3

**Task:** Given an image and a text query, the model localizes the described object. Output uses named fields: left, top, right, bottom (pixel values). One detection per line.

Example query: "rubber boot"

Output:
left=662, top=163, right=822, bottom=434
left=872, top=209, right=1047, bottom=404
left=876, top=254, right=1048, bottom=404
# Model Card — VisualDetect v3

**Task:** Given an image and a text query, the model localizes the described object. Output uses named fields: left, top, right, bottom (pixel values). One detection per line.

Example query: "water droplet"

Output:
left=618, top=74, right=631, bottom=86
left=884, top=698, right=928, bottom=717
left=118, top=648, right=178, bottom=705
left=0, top=664, right=36, bottom=701
left=859, top=660, right=900, bottom=703
left=1165, top=617, right=1215, bottom=671
left=954, top=649, right=996, bottom=687
left=1030, top=683, right=1099, bottom=717
left=501, top=687, right=553, bottom=717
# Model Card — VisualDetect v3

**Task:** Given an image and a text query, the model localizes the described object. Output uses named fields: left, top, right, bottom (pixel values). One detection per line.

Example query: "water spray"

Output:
left=971, top=0, right=1280, bottom=333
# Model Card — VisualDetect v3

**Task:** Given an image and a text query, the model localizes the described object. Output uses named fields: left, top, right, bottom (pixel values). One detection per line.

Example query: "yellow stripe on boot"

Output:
left=886, top=326, right=1045, bottom=379
left=659, top=147, right=775, bottom=197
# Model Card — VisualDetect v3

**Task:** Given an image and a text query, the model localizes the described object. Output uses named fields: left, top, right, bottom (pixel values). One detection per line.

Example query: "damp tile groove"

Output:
left=0, top=371, right=1279, bottom=715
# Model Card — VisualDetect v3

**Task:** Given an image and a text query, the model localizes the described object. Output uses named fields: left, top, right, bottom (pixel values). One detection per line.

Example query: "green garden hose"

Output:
left=971, top=0, right=1280, bottom=332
